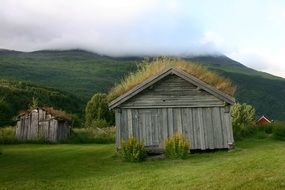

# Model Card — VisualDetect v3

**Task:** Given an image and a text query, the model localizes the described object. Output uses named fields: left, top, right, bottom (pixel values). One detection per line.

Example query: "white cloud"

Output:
left=0, top=0, right=160, bottom=54
left=199, top=31, right=232, bottom=54
left=0, top=0, right=285, bottom=79
left=201, top=31, right=225, bottom=46
left=228, top=48, right=285, bottom=78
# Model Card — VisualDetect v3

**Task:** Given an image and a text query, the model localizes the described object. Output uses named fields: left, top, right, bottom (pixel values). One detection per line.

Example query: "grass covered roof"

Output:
left=108, top=57, right=236, bottom=101
left=18, top=107, right=72, bottom=121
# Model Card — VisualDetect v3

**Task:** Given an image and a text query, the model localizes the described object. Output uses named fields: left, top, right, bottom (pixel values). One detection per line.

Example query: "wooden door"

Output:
left=138, top=109, right=160, bottom=147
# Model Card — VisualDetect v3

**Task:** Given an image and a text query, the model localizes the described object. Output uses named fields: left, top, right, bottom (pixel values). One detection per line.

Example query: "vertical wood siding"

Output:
left=16, top=109, right=70, bottom=142
left=116, top=107, right=234, bottom=150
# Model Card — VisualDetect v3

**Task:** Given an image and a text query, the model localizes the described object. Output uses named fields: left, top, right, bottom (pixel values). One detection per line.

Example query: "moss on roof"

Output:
left=108, top=57, right=236, bottom=101
left=18, top=107, right=72, bottom=121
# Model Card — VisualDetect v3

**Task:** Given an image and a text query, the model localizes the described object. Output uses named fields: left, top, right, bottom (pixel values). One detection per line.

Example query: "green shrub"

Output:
left=164, top=133, right=190, bottom=159
left=85, top=93, right=114, bottom=128
left=231, top=103, right=256, bottom=140
left=264, top=124, right=273, bottom=134
left=120, top=136, right=146, bottom=162
left=272, top=121, right=285, bottom=140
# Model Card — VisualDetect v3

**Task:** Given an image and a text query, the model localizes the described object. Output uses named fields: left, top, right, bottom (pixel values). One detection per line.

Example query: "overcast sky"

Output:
left=0, top=0, right=285, bottom=78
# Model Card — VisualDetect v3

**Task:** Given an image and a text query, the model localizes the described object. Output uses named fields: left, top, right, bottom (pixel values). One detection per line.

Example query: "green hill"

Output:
left=0, top=49, right=140, bottom=100
left=0, top=49, right=284, bottom=120
left=186, top=56, right=285, bottom=120
left=0, top=79, right=83, bottom=126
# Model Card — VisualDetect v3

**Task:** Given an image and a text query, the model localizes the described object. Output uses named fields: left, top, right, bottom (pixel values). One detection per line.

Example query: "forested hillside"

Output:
left=0, top=49, right=284, bottom=120
left=186, top=56, right=285, bottom=120
left=0, top=79, right=83, bottom=126
left=0, top=49, right=140, bottom=100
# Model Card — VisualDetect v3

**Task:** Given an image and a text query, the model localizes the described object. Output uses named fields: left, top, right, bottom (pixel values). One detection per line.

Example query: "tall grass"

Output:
left=66, top=127, right=115, bottom=144
left=0, top=126, right=53, bottom=144
left=108, top=57, right=236, bottom=101
left=0, top=126, right=116, bottom=144
left=0, top=126, right=17, bottom=144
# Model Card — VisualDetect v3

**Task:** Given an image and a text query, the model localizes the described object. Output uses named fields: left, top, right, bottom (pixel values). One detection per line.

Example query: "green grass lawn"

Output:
left=0, top=138, right=285, bottom=190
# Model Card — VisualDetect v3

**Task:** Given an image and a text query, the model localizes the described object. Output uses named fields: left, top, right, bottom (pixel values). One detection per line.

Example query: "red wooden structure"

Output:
left=257, top=116, right=271, bottom=125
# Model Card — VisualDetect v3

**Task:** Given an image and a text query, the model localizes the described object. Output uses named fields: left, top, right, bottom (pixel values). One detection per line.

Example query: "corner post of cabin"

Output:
left=115, top=108, right=121, bottom=151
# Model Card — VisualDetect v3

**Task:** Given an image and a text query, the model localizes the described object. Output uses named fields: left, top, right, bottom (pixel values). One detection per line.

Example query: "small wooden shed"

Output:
left=16, top=107, right=71, bottom=142
left=109, top=67, right=235, bottom=150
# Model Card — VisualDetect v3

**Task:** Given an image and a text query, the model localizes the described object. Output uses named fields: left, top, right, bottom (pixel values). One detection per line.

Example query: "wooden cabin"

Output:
left=109, top=67, right=235, bottom=151
left=257, top=115, right=271, bottom=125
left=16, top=108, right=71, bottom=142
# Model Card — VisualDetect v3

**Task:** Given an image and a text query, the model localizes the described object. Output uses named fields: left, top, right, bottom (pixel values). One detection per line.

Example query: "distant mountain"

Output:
left=0, top=49, right=141, bottom=100
left=0, top=49, right=284, bottom=120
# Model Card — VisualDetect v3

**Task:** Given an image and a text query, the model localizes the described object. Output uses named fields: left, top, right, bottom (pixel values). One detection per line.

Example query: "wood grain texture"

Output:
left=16, top=108, right=70, bottom=143
left=113, top=68, right=235, bottom=150
left=116, top=107, right=234, bottom=150
left=109, top=67, right=235, bottom=109
left=121, top=75, right=224, bottom=108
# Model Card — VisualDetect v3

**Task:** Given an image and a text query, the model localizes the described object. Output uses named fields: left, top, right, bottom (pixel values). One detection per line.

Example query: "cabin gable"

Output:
left=109, top=67, right=235, bottom=109
left=120, top=74, right=224, bottom=108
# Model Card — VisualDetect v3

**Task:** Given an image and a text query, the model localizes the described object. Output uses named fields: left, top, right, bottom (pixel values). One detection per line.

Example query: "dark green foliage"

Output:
left=187, top=56, right=285, bottom=120
left=225, top=73, right=285, bottom=121
left=231, top=103, right=256, bottom=140
left=120, top=136, right=146, bottom=162
left=245, top=122, right=285, bottom=140
left=272, top=121, right=285, bottom=140
left=257, top=123, right=274, bottom=134
left=85, top=93, right=114, bottom=128
left=0, top=80, right=83, bottom=126
left=0, top=49, right=139, bottom=100
left=0, top=98, right=14, bottom=126
left=164, top=133, right=190, bottom=159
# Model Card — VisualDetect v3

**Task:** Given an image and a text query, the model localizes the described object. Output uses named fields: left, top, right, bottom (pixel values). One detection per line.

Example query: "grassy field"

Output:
left=0, top=138, right=285, bottom=190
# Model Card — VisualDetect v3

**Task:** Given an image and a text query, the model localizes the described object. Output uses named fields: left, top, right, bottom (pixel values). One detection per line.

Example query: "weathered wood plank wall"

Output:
left=16, top=109, right=70, bottom=142
left=115, top=107, right=234, bottom=150
left=121, top=75, right=224, bottom=108
left=113, top=72, right=234, bottom=151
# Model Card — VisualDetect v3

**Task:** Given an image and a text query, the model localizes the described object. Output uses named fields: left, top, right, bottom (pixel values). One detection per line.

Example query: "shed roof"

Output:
left=109, top=67, right=235, bottom=109
left=257, top=115, right=271, bottom=124
left=18, top=107, right=72, bottom=121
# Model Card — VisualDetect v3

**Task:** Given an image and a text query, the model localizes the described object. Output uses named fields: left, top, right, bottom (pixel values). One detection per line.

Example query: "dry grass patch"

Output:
left=108, top=57, right=236, bottom=101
